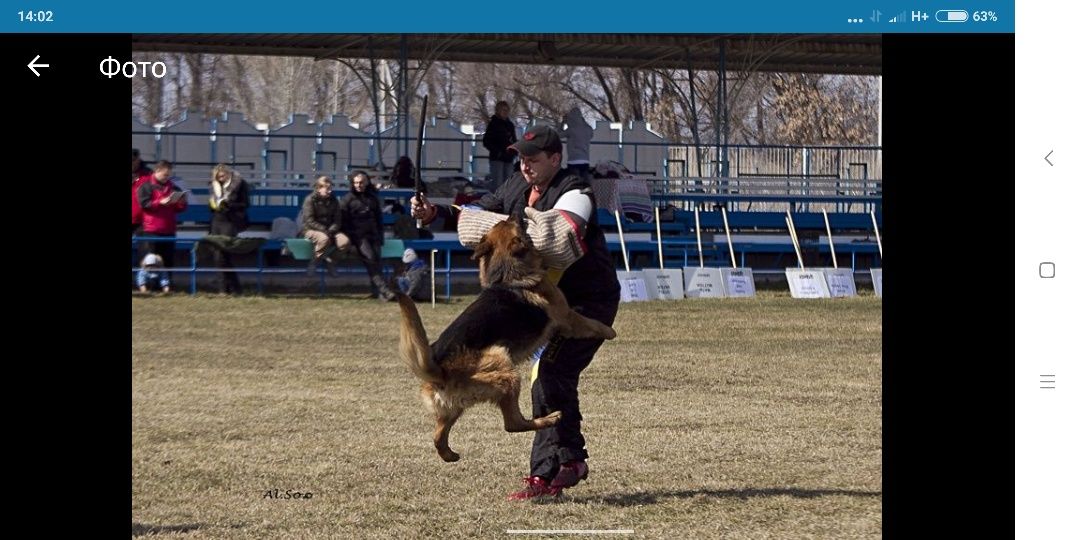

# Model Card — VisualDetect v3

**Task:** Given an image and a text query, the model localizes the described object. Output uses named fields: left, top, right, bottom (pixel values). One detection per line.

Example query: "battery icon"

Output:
left=936, top=10, right=969, bottom=22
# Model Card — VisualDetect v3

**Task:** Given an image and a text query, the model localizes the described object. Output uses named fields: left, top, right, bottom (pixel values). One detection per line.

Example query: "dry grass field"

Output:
left=132, top=291, right=881, bottom=538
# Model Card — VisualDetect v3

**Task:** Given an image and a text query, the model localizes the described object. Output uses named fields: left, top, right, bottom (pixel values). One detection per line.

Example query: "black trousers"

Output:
left=529, top=297, right=618, bottom=479
left=349, top=235, right=390, bottom=294
left=210, top=218, right=242, bottom=294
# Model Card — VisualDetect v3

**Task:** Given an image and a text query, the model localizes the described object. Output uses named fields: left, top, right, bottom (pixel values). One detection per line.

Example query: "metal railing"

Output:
left=135, top=128, right=881, bottom=184
left=644, top=176, right=881, bottom=213
left=131, top=235, right=881, bottom=297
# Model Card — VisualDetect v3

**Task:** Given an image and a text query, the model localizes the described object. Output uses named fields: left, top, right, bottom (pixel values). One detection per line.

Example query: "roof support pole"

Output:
left=713, top=44, right=721, bottom=182
left=686, top=49, right=703, bottom=181
left=399, top=34, right=409, bottom=162
left=720, top=39, right=729, bottom=179
left=877, top=75, right=882, bottom=146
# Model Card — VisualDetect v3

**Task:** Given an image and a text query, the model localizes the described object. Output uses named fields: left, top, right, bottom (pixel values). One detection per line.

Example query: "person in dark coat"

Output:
left=482, top=100, right=517, bottom=190
left=342, top=170, right=394, bottom=300
left=412, top=124, right=619, bottom=501
left=390, top=155, right=426, bottom=193
left=208, top=163, right=250, bottom=294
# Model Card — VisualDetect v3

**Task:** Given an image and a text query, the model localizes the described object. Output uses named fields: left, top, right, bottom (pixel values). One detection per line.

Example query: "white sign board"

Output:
left=721, top=267, right=757, bottom=298
left=870, top=268, right=882, bottom=297
left=821, top=268, right=857, bottom=297
left=784, top=269, right=831, bottom=298
left=642, top=268, right=685, bottom=300
left=683, top=267, right=725, bottom=298
left=616, top=270, right=650, bottom=302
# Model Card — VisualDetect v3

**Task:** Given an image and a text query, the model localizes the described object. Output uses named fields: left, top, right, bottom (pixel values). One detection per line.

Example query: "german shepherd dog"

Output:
left=397, top=217, right=617, bottom=462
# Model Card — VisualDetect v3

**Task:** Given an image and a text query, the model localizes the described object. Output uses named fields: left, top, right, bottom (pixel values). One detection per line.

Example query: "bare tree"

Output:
left=131, top=52, right=165, bottom=124
left=131, top=52, right=880, bottom=149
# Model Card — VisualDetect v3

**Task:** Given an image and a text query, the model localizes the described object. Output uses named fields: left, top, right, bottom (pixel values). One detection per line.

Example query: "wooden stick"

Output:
left=870, top=208, right=882, bottom=259
left=654, top=206, right=664, bottom=270
left=784, top=209, right=804, bottom=269
left=822, top=209, right=838, bottom=269
left=614, top=210, right=631, bottom=272
left=721, top=207, right=737, bottom=269
left=414, top=95, right=428, bottom=230
left=694, top=206, right=704, bottom=268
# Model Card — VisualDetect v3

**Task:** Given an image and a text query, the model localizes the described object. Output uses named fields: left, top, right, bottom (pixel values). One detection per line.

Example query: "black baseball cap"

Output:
left=508, top=125, right=562, bottom=157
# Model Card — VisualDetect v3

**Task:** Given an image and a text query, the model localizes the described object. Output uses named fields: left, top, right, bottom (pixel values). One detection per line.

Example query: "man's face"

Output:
left=153, top=168, right=171, bottom=182
left=519, top=152, right=561, bottom=187
left=496, top=104, right=509, bottom=119
left=316, top=185, right=332, bottom=197
left=352, top=175, right=368, bottom=191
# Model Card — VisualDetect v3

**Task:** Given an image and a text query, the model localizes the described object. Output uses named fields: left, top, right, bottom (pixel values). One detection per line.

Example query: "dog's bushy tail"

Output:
left=397, top=293, right=442, bottom=385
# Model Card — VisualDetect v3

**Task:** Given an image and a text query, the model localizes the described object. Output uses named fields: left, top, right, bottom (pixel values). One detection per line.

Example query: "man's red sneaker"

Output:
left=507, top=476, right=558, bottom=501
left=550, top=461, right=589, bottom=489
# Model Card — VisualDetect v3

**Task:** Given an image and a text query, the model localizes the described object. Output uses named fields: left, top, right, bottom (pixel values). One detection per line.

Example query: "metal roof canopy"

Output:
left=131, top=33, right=881, bottom=75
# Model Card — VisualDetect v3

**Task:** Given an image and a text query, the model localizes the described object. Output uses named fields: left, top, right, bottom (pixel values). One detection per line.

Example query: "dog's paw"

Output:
left=438, top=448, right=461, bottom=462
left=539, top=410, right=563, bottom=427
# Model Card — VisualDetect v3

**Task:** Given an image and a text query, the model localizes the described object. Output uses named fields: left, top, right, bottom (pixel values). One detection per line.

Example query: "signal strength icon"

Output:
left=889, top=12, right=907, bottom=23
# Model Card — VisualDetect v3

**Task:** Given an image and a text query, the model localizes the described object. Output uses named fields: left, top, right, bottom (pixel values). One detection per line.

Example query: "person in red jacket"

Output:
left=137, top=160, right=188, bottom=278
left=131, top=148, right=153, bottom=236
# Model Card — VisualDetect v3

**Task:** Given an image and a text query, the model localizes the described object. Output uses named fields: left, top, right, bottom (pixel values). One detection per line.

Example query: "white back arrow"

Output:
left=28, top=55, right=49, bottom=77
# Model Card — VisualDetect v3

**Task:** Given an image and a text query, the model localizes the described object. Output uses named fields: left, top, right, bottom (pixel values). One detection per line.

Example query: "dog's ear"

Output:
left=471, top=235, right=493, bottom=260
left=511, top=230, right=532, bottom=254
left=512, top=214, right=534, bottom=249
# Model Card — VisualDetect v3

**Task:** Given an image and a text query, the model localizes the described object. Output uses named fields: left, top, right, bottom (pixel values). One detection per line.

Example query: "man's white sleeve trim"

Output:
left=552, top=189, right=592, bottom=222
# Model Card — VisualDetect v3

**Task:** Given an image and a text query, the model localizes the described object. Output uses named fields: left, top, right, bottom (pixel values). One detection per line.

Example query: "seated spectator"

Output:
left=396, top=248, right=430, bottom=301
left=136, top=253, right=170, bottom=294
left=301, top=176, right=350, bottom=277
left=342, top=170, right=395, bottom=301
left=391, top=156, right=427, bottom=193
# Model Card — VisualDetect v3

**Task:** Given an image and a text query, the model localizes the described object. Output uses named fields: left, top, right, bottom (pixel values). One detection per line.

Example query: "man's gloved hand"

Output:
left=457, top=209, right=510, bottom=247
left=458, top=207, right=586, bottom=271
left=522, top=207, right=585, bottom=270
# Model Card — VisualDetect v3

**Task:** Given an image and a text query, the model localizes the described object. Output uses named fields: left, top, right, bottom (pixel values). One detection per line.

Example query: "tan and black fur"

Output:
left=398, top=218, right=616, bottom=462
